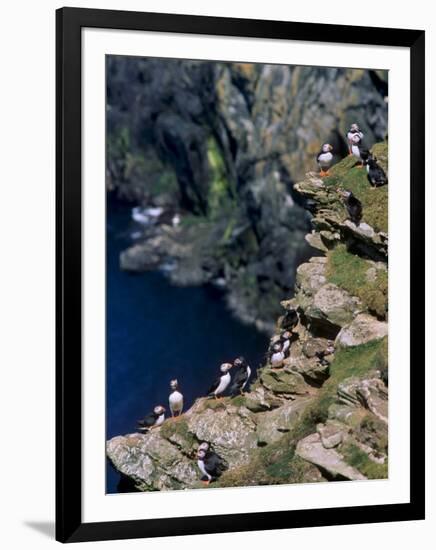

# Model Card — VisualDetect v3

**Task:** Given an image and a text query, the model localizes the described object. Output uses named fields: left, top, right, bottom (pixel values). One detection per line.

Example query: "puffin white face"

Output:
left=350, top=133, right=361, bottom=144
left=197, top=449, right=207, bottom=460
left=220, top=363, right=232, bottom=373
left=170, top=379, right=178, bottom=390
left=282, top=331, right=292, bottom=339
left=154, top=405, right=165, bottom=415
left=322, top=143, right=333, bottom=153
left=337, top=188, right=351, bottom=199
left=198, top=442, right=210, bottom=452
left=273, top=343, right=281, bottom=352
left=350, top=123, right=360, bottom=132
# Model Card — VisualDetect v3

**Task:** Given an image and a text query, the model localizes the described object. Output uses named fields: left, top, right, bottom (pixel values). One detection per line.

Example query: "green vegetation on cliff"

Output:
left=323, top=142, right=389, bottom=233
left=341, top=442, right=388, bottom=479
left=294, top=337, right=388, bottom=436
left=107, top=126, right=179, bottom=200
left=207, top=137, right=235, bottom=221
left=326, top=244, right=388, bottom=318
left=216, top=431, right=320, bottom=488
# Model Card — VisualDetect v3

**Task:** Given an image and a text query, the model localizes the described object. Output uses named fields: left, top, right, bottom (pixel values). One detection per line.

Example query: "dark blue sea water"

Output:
left=106, top=200, right=269, bottom=493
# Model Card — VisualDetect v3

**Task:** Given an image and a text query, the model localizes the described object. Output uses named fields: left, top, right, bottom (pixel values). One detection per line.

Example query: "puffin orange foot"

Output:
left=319, top=170, right=327, bottom=177
left=202, top=480, right=210, bottom=486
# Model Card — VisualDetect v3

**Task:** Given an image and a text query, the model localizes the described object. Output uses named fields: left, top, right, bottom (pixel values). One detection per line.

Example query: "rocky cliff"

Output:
left=107, top=145, right=389, bottom=490
left=107, top=58, right=388, bottom=330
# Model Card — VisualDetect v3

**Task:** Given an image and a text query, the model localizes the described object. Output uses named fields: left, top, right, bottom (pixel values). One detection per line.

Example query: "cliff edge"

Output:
left=107, top=144, right=389, bottom=490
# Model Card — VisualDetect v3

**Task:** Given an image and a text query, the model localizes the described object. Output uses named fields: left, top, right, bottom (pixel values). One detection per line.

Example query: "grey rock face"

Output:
left=106, top=57, right=387, bottom=329
left=336, top=313, right=388, bottom=347
left=296, top=433, right=367, bottom=481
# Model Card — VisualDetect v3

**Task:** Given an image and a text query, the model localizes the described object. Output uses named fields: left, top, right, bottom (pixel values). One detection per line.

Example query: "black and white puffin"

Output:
left=338, top=188, right=363, bottom=226
left=207, top=363, right=233, bottom=399
left=196, top=448, right=228, bottom=484
left=366, top=157, right=388, bottom=187
left=229, top=357, right=252, bottom=396
left=137, top=405, right=166, bottom=432
left=317, top=143, right=334, bottom=177
left=347, top=123, right=364, bottom=155
left=349, top=133, right=365, bottom=165
left=270, top=340, right=289, bottom=368
left=168, top=379, right=184, bottom=419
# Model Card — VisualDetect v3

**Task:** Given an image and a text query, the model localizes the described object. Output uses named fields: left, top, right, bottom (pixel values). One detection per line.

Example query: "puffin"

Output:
left=168, top=379, right=184, bottom=419
left=198, top=441, right=211, bottom=453
left=347, top=123, right=364, bottom=155
left=281, top=309, right=299, bottom=332
left=207, top=363, right=233, bottom=399
left=359, top=147, right=371, bottom=166
left=366, top=157, right=388, bottom=187
left=316, top=341, right=335, bottom=366
left=137, top=405, right=166, bottom=432
left=270, top=340, right=290, bottom=368
left=338, top=188, right=363, bottom=226
left=317, top=143, right=334, bottom=177
left=196, top=448, right=228, bottom=484
left=349, top=133, right=365, bottom=165
left=229, top=357, right=252, bottom=396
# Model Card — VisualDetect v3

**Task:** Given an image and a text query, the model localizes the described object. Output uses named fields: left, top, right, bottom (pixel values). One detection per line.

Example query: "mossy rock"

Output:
left=215, top=430, right=323, bottom=488
left=326, top=244, right=388, bottom=318
left=291, top=338, right=388, bottom=439
left=159, top=418, right=198, bottom=452
left=260, top=368, right=308, bottom=395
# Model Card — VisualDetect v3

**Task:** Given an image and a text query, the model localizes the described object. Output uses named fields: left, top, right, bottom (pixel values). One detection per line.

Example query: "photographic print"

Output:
left=105, top=56, right=389, bottom=494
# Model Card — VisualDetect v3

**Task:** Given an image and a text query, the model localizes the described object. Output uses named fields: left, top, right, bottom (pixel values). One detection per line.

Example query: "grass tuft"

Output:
left=323, top=142, right=388, bottom=233
left=341, top=442, right=388, bottom=479
left=326, top=244, right=388, bottom=318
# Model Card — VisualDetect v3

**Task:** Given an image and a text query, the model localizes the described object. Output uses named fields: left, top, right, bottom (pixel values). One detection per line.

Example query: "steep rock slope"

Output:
left=107, top=58, right=388, bottom=329
left=107, top=146, right=389, bottom=489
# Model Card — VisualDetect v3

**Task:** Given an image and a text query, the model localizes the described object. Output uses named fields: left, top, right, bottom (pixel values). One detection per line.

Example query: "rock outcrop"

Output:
left=107, top=148, right=389, bottom=490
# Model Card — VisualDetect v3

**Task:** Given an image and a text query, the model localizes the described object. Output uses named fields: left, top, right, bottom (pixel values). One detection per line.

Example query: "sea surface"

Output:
left=106, top=199, right=269, bottom=493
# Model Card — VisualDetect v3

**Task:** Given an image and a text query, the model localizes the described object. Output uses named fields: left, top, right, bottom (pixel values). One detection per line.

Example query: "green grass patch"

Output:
left=292, top=338, right=388, bottom=439
left=216, top=431, right=320, bottom=488
left=196, top=397, right=230, bottom=413
left=230, top=395, right=247, bottom=407
left=326, top=244, right=388, bottom=318
left=341, top=442, right=388, bottom=479
left=323, top=142, right=388, bottom=233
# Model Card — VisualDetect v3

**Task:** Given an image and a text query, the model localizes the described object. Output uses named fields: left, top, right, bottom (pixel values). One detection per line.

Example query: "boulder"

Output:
left=296, top=433, right=367, bottom=481
left=337, top=376, right=388, bottom=424
left=106, top=432, right=198, bottom=491
left=255, top=398, right=311, bottom=445
left=336, top=313, right=388, bottom=347
left=305, top=283, right=362, bottom=328
left=316, top=421, right=347, bottom=449
left=186, top=405, right=258, bottom=467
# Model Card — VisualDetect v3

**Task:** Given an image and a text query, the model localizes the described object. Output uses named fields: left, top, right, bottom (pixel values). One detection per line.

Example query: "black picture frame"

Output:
left=56, top=7, right=425, bottom=543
